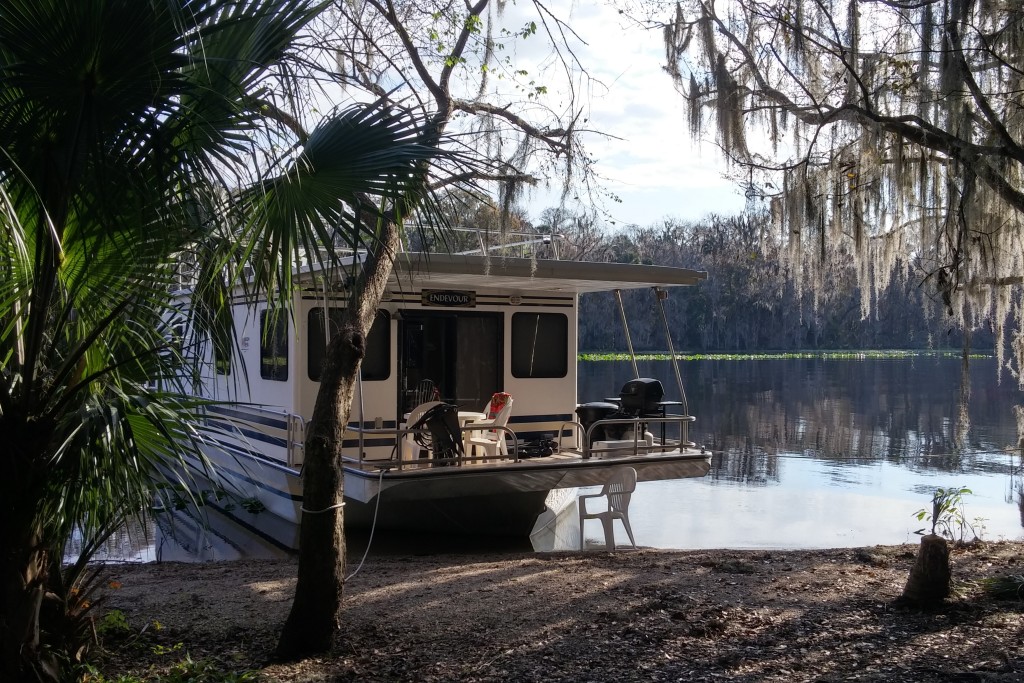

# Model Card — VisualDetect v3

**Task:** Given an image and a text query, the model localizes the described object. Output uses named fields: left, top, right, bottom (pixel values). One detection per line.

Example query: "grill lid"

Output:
left=619, top=377, right=665, bottom=414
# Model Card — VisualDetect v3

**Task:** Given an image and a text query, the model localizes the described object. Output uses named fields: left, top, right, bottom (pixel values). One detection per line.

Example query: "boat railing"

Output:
left=462, top=425, right=520, bottom=465
left=556, top=420, right=586, bottom=452
left=411, top=226, right=566, bottom=260
left=577, top=414, right=696, bottom=459
left=204, top=404, right=306, bottom=468
left=286, top=413, right=306, bottom=469
left=344, top=423, right=520, bottom=470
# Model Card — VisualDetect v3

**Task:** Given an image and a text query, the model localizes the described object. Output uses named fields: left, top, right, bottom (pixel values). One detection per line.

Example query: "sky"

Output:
left=493, top=2, right=747, bottom=229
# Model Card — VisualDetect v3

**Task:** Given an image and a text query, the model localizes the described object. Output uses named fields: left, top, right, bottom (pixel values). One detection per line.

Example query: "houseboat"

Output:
left=178, top=247, right=712, bottom=548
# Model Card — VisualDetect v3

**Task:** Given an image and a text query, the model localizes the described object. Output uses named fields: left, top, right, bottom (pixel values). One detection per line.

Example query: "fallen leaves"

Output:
left=91, top=542, right=1024, bottom=682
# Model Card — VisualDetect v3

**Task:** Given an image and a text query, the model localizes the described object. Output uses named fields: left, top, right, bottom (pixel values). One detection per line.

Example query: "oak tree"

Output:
left=658, top=0, right=1024, bottom=377
left=276, top=0, right=605, bottom=659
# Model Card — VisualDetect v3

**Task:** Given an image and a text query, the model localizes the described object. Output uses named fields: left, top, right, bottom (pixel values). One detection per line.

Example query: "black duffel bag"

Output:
left=519, top=438, right=557, bottom=458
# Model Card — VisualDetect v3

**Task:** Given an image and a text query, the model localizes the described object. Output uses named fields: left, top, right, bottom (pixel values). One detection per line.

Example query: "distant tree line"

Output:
left=419, top=196, right=1004, bottom=353
left=538, top=211, right=1000, bottom=353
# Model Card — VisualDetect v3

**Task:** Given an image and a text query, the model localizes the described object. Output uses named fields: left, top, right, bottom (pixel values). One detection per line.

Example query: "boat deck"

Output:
left=342, top=444, right=703, bottom=473
left=340, top=426, right=712, bottom=505
left=342, top=412, right=702, bottom=473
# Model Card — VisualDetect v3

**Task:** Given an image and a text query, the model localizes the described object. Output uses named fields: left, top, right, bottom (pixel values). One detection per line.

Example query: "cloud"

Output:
left=491, top=2, right=742, bottom=226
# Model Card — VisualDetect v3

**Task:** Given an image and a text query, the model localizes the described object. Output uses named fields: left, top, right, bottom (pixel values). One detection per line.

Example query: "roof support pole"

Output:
left=614, top=289, right=639, bottom=379
left=654, top=287, right=688, bottom=416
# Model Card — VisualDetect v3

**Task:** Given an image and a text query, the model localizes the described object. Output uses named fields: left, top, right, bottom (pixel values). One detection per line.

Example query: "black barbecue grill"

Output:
left=618, top=377, right=665, bottom=416
left=575, top=378, right=670, bottom=448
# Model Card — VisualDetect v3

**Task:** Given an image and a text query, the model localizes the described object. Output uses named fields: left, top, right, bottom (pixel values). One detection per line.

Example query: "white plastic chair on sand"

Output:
left=578, top=466, right=638, bottom=550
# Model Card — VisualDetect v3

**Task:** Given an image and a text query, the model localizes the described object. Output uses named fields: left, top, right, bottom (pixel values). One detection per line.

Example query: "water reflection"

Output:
left=150, top=505, right=292, bottom=561
left=65, top=505, right=293, bottom=564
left=82, top=356, right=1024, bottom=561
left=64, top=515, right=158, bottom=565
left=579, top=356, right=1024, bottom=548
left=582, top=356, right=1022, bottom=471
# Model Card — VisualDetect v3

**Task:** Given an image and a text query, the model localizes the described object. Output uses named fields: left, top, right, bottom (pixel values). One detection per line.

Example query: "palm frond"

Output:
left=237, top=101, right=441, bottom=303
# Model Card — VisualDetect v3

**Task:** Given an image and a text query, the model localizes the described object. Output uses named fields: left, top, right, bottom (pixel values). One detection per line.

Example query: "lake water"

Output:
left=576, top=355, right=1024, bottom=549
left=86, top=355, right=1024, bottom=561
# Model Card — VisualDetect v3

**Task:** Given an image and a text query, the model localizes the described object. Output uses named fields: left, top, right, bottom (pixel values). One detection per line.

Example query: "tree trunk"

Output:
left=2, top=420, right=59, bottom=682
left=273, top=324, right=358, bottom=659
left=900, top=534, right=951, bottom=605
left=1, top=499, right=54, bottom=681
left=275, top=226, right=401, bottom=660
left=1, top=549, right=54, bottom=683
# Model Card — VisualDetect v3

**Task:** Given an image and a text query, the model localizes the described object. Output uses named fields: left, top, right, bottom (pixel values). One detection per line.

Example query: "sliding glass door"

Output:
left=399, top=311, right=502, bottom=415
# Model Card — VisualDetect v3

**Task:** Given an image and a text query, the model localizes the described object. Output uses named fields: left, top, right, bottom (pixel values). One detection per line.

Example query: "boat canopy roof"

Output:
left=387, top=253, right=707, bottom=294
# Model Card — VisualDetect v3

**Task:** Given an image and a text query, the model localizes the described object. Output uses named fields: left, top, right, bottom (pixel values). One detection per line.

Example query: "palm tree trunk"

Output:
left=275, top=225, right=401, bottom=660
left=1, top=461, right=52, bottom=681
left=0, top=543, right=49, bottom=682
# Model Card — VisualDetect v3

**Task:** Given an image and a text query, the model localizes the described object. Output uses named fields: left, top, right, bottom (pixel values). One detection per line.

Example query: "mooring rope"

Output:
left=345, top=466, right=387, bottom=583
left=300, top=501, right=346, bottom=514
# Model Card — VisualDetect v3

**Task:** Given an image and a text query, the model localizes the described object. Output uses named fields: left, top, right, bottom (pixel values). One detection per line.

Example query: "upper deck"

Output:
left=383, top=253, right=707, bottom=294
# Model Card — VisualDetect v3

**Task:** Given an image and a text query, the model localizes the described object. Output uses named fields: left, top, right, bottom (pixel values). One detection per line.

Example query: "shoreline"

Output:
left=92, top=541, right=1024, bottom=681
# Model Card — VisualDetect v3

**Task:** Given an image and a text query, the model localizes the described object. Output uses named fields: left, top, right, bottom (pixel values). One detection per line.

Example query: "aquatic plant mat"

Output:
left=94, top=542, right=1024, bottom=682
left=578, top=350, right=991, bottom=362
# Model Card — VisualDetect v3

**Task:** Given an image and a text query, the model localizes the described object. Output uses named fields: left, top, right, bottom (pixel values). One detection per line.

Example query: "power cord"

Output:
left=345, top=466, right=387, bottom=582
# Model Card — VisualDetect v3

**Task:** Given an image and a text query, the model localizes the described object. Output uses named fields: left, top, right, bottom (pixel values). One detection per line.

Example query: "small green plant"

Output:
left=979, top=575, right=1024, bottom=600
left=158, top=655, right=261, bottom=682
left=78, top=655, right=261, bottom=683
left=913, top=486, right=982, bottom=543
left=96, top=610, right=132, bottom=640
left=151, top=642, right=184, bottom=656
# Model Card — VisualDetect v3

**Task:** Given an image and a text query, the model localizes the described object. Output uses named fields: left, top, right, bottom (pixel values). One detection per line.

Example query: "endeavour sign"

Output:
left=421, top=289, right=475, bottom=307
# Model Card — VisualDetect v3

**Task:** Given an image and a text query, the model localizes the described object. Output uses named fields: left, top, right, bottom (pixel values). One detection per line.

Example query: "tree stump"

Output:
left=901, top=534, right=951, bottom=605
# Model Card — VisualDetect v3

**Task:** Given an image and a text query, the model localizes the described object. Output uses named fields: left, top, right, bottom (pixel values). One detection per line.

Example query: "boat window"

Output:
left=308, top=308, right=390, bottom=382
left=213, top=336, right=231, bottom=376
left=364, top=311, right=391, bottom=380
left=162, top=311, right=187, bottom=358
left=511, top=312, right=568, bottom=378
left=170, top=322, right=185, bottom=354
left=260, top=310, right=289, bottom=381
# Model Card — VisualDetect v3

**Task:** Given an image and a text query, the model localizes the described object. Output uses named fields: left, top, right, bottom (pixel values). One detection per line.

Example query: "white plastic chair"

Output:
left=466, top=393, right=514, bottom=460
left=578, top=467, right=638, bottom=550
left=401, top=400, right=442, bottom=461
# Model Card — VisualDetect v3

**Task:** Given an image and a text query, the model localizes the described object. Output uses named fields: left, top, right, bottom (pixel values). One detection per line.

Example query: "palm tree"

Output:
left=0, top=1, right=442, bottom=678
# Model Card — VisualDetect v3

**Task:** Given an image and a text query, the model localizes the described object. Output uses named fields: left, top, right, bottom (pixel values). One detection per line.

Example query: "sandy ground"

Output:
left=92, top=542, right=1024, bottom=682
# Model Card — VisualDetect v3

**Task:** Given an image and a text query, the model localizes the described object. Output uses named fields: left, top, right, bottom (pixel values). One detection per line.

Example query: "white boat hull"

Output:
left=186, top=439, right=710, bottom=548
